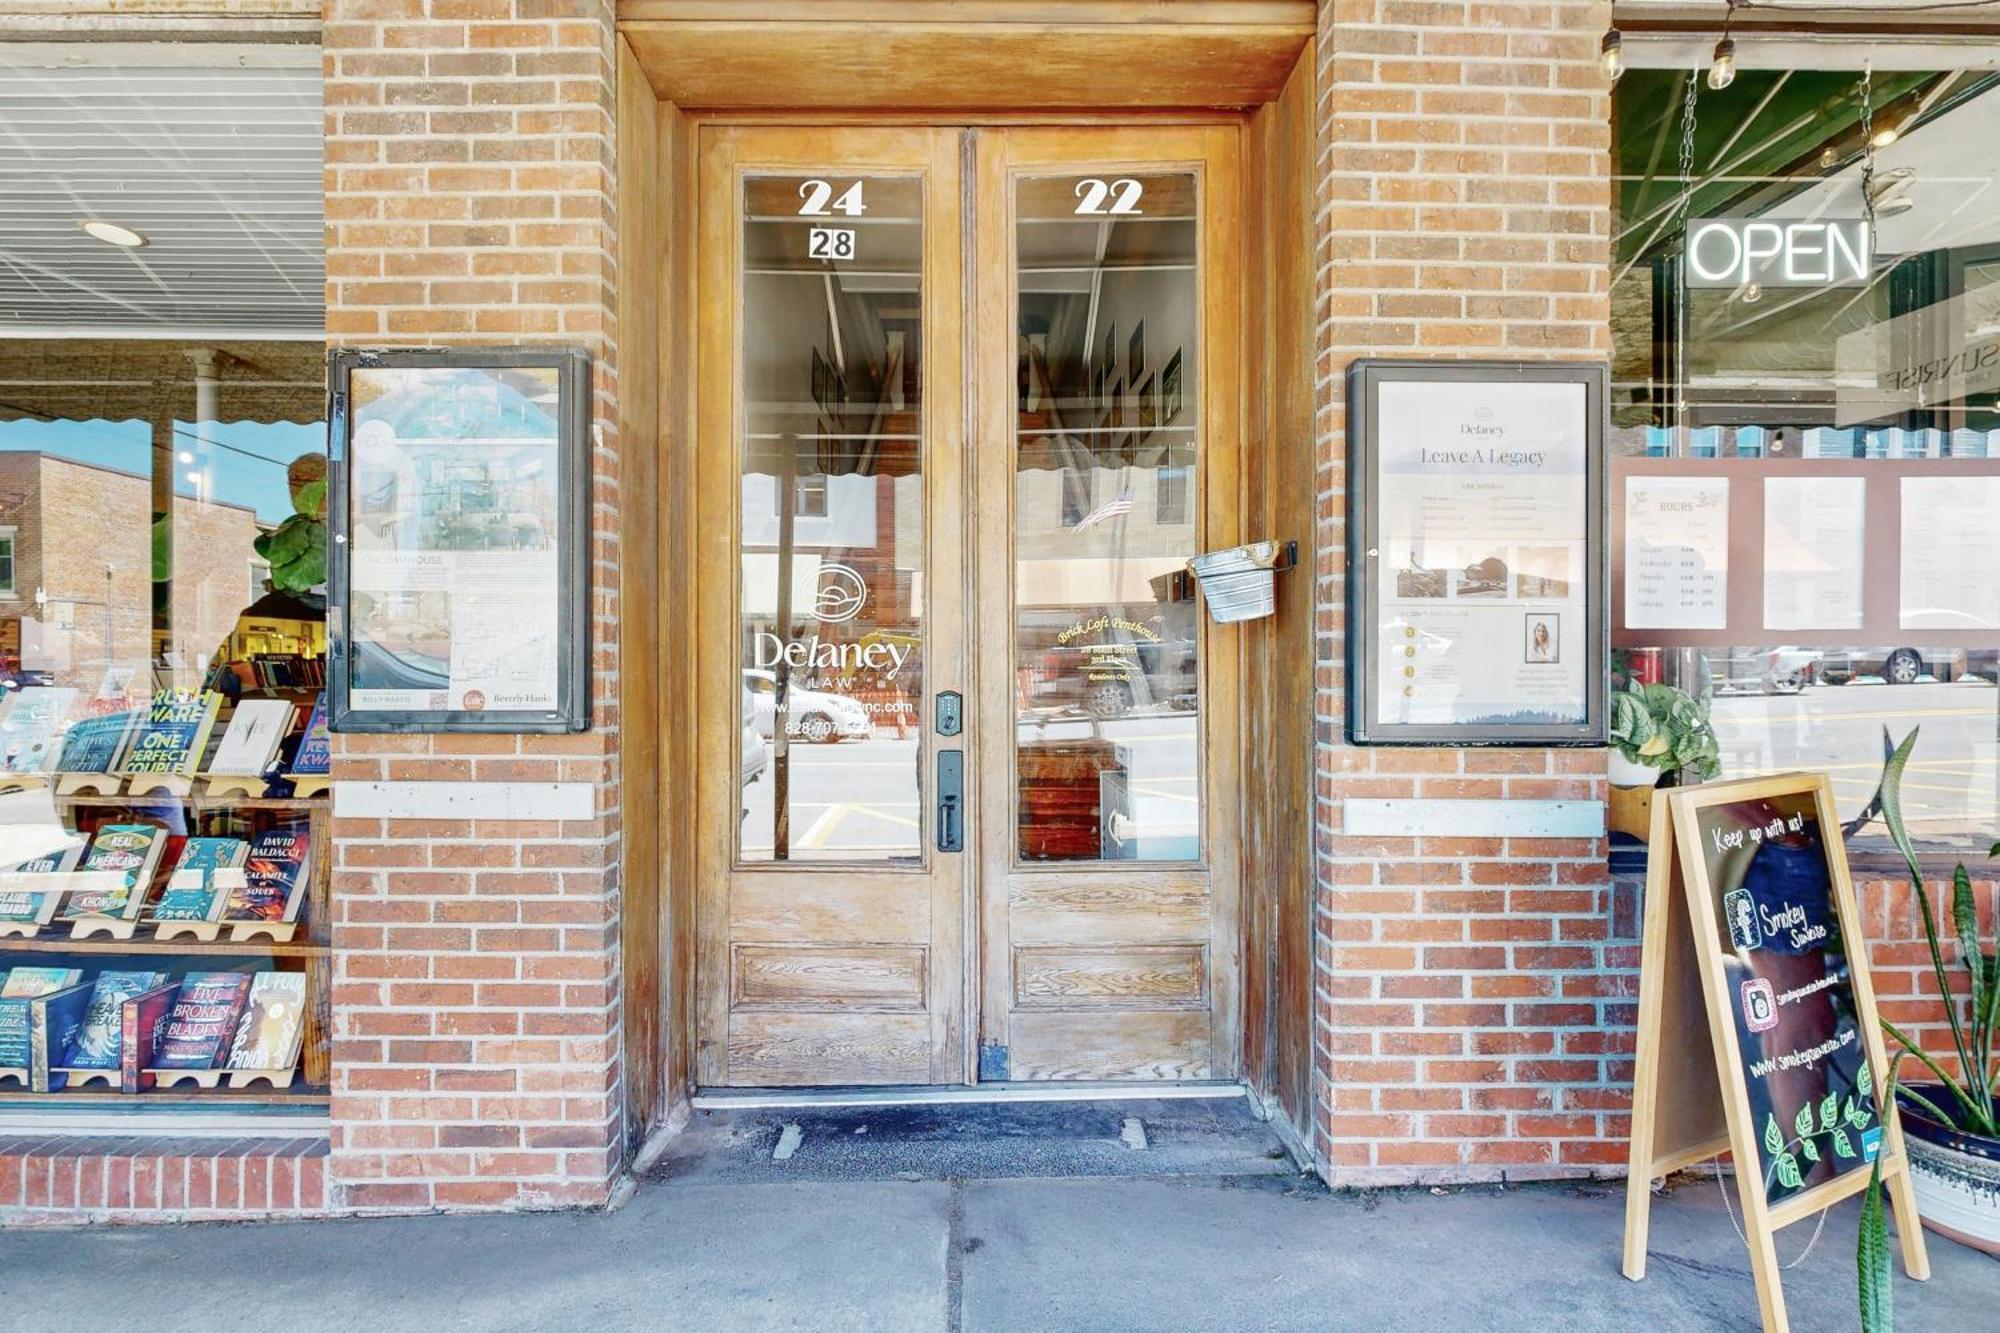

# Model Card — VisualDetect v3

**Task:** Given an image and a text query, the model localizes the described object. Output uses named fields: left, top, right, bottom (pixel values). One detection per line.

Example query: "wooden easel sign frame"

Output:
left=1622, top=772, right=1928, bottom=1332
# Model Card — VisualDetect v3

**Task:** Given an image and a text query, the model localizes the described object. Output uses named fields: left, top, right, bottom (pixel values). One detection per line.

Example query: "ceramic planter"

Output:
left=1896, top=1086, right=2000, bottom=1256
left=1607, top=750, right=1661, bottom=789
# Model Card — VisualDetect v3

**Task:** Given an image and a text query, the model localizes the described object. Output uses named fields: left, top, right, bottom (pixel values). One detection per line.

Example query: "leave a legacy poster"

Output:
left=346, top=366, right=564, bottom=715
left=1375, top=379, right=1589, bottom=729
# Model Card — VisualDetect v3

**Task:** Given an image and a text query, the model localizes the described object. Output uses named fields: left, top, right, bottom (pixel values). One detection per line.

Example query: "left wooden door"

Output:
left=693, top=126, right=970, bottom=1086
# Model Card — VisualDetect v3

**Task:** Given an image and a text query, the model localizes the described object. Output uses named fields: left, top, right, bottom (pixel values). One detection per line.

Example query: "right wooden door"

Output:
left=970, top=126, right=1245, bottom=1082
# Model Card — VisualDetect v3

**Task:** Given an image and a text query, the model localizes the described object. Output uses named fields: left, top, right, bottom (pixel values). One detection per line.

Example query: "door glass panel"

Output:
left=737, top=174, right=925, bottom=863
left=1013, top=172, right=1201, bottom=862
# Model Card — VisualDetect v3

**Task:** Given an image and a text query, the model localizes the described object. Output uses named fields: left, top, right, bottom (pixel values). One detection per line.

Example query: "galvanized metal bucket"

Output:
left=1187, top=541, right=1280, bottom=623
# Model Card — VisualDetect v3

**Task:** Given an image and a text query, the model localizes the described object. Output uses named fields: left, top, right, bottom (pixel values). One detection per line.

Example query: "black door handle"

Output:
left=937, top=748, right=963, bottom=852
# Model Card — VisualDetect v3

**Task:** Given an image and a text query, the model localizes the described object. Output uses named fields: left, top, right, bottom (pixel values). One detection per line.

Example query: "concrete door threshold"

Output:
left=691, top=1080, right=1246, bottom=1111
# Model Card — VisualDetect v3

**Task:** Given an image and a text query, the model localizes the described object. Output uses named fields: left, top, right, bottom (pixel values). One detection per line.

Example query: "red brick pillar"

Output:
left=1313, top=0, right=1622, bottom=1183
left=322, top=0, right=625, bottom=1211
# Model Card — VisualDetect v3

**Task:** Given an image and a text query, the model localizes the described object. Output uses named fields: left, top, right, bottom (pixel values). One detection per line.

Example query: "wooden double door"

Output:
left=693, top=124, right=1243, bottom=1087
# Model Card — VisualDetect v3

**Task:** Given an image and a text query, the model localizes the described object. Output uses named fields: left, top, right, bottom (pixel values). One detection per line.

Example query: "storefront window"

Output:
left=0, top=45, right=327, bottom=1119
left=1613, top=67, right=2000, bottom=848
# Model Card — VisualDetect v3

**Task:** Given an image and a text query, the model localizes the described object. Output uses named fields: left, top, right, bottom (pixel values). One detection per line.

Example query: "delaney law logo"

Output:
left=813, top=562, right=868, bottom=624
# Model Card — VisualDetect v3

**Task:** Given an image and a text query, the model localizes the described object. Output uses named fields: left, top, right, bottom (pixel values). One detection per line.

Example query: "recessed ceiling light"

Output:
left=79, top=219, right=147, bottom=248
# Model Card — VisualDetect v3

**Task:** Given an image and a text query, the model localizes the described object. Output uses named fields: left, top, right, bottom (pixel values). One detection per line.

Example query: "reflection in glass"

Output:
left=1014, top=172, right=1201, bottom=862
left=737, top=175, right=925, bottom=863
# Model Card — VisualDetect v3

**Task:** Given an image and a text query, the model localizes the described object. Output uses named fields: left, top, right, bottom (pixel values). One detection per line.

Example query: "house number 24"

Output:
left=1073, top=178, right=1144, bottom=215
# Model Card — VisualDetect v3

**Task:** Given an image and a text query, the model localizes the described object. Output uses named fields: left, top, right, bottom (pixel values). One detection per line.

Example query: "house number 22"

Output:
left=1073, top=178, right=1144, bottom=215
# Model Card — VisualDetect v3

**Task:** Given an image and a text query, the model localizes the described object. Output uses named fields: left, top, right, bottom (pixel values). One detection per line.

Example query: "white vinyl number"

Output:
left=797, top=179, right=867, bottom=216
left=1073, top=177, right=1144, bottom=216
left=807, top=227, right=856, bottom=261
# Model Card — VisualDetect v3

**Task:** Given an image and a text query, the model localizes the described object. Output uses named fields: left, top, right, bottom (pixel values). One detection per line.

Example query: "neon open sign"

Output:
left=1684, top=218, right=1872, bottom=289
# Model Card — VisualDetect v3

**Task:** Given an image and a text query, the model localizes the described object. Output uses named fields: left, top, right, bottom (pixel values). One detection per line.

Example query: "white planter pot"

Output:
left=1903, top=1119, right=2000, bottom=1256
left=1607, top=750, right=1662, bottom=789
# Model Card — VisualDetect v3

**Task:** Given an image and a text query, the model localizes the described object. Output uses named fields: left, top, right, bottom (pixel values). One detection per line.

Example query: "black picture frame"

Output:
left=1346, top=358, right=1608, bottom=746
left=327, top=346, right=592, bottom=734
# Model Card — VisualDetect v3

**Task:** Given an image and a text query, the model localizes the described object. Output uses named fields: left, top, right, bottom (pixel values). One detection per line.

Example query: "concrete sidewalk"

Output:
left=1, top=1103, right=1994, bottom=1331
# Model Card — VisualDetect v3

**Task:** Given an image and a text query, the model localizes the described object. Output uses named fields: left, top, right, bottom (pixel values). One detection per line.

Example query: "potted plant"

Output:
left=1858, top=728, right=2000, bottom=1330
left=1606, top=680, right=1721, bottom=836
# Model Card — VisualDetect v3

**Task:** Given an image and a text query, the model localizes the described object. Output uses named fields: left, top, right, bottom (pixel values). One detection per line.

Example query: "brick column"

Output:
left=322, top=0, right=625, bottom=1212
left=1313, top=0, right=1622, bottom=1183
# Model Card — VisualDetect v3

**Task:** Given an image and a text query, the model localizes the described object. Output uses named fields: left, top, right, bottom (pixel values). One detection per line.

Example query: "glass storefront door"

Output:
left=694, top=125, right=1241, bottom=1087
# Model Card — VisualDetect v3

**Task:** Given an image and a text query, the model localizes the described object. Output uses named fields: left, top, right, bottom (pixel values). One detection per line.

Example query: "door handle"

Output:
left=937, top=748, right=964, bottom=853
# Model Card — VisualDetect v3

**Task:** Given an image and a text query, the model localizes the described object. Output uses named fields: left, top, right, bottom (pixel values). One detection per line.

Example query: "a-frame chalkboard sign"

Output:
left=1621, top=772, right=1929, bottom=1332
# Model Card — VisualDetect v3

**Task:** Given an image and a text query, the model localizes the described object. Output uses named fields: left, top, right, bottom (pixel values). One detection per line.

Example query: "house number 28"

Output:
left=1073, top=178, right=1144, bottom=215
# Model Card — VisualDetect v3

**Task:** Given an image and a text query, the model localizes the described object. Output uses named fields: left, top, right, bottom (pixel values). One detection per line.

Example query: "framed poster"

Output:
left=327, top=348, right=591, bottom=733
left=1347, top=359, right=1607, bottom=745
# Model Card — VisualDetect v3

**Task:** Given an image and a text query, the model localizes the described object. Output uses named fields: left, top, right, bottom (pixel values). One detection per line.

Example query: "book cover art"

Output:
left=148, top=837, right=250, bottom=921
left=151, top=972, right=253, bottom=1069
left=0, top=966, right=84, bottom=998
left=0, top=842, right=87, bottom=925
left=57, top=824, right=166, bottom=920
left=207, top=699, right=295, bottom=777
left=291, top=693, right=331, bottom=775
left=0, top=686, right=77, bottom=774
left=27, top=982, right=92, bottom=1090
left=117, top=982, right=179, bottom=1092
left=55, top=710, right=137, bottom=774
left=67, top=969, right=167, bottom=1069
left=0, top=969, right=84, bottom=1069
left=226, top=971, right=309, bottom=1072
left=222, top=828, right=312, bottom=924
left=120, top=689, right=223, bottom=778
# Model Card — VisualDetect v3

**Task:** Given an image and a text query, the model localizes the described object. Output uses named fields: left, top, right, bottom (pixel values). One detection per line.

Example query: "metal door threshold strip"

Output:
left=692, top=1081, right=1247, bottom=1111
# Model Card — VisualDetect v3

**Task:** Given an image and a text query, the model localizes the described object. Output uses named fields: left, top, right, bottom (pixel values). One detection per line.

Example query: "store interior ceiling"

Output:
left=0, top=43, right=323, bottom=341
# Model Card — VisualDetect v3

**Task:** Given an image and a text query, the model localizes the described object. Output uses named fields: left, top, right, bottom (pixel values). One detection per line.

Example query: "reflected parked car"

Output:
left=741, top=679, right=768, bottom=788
left=1701, top=647, right=1821, bottom=695
left=742, top=668, right=872, bottom=743
left=1817, top=646, right=1967, bottom=686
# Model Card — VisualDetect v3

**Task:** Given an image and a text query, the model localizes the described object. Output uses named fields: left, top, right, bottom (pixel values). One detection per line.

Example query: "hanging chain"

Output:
left=1857, top=62, right=1878, bottom=234
left=1673, top=68, right=1700, bottom=451
left=1714, top=1162, right=1832, bottom=1270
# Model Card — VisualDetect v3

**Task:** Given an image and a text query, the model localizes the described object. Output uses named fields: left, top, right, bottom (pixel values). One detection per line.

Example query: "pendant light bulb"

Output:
left=1600, top=29, right=1624, bottom=81
left=1708, top=36, right=1737, bottom=91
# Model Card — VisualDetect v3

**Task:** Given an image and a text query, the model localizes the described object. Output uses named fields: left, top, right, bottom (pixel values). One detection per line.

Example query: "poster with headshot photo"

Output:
left=1524, top=612, right=1559, bottom=664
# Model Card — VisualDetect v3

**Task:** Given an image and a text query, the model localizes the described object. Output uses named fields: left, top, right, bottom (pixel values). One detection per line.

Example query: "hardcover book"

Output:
left=117, top=982, right=179, bottom=1092
left=55, top=709, right=138, bottom=774
left=225, top=971, right=308, bottom=1072
left=222, top=828, right=312, bottom=924
left=57, top=824, right=167, bottom=921
left=0, top=841, right=85, bottom=926
left=290, top=693, right=330, bottom=775
left=0, top=686, right=77, bottom=774
left=120, top=689, right=223, bottom=778
left=26, top=982, right=92, bottom=1090
left=206, top=699, right=295, bottom=777
left=66, top=969, right=167, bottom=1069
left=148, top=837, right=251, bottom=922
left=152, top=972, right=254, bottom=1069
left=0, top=969, right=84, bottom=1070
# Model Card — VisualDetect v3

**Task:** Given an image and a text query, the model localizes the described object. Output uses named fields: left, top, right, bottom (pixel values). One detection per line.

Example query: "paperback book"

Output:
left=206, top=699, right=294, bottom=777
left=290, top=693, right=330, bottom=776
left=26, top=982, right=92, bottom=1090
left=0, top=686, right=77, bottom=774
left=152, top=972, right=254, bottom=1069
left=117, top=982, right=179, bottom=1092
left=149, top=837, right=250, bottom=921
left=1, top=967, right=85, bottom=998
left=226, top=971, right=309, bottom=1072
left=222, top=828, right=312, bottom=924
left=55, top=709, right=138, bottom=774
left=67, top=969, right=168, bottom=1069
left=0, top=841, right=86, bottom=927
left=57, top=824, right=168, bottom=921
left=120, top=689, right=223, bottom=778
left=0, top=968, right=84, bottom=1070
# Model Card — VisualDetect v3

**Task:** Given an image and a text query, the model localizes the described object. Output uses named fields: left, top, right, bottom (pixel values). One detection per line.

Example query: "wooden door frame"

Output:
left=614, top=24, right=1318, bottom=1150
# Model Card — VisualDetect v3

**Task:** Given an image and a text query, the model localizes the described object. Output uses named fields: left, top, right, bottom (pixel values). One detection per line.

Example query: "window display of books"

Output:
left=0, top=964, right=310, bottom=1093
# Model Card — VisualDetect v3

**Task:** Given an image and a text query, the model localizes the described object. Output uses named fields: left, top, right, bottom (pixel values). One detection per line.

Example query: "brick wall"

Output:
left=321, top=0, right=625, bottom=1212
left=1311, top=0, right=1621, bottom=1183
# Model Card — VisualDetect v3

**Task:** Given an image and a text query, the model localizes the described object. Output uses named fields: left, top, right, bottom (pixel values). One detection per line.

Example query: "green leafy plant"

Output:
left=1607, top=680, right=1720, bottom=780
left=1856, top=728, right=1999, bottom=1331
left=251, top=457, right=328, bottom=595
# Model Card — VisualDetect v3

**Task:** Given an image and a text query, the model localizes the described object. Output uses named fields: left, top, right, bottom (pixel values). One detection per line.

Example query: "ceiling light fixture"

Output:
left=1600, top=29, right=1623, bottom=81
left=79, top=219, right=147, bottom=248
left=1708, top=1, right=1739, bottom=91
left=1869, top=121, right=1902, bottom=149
